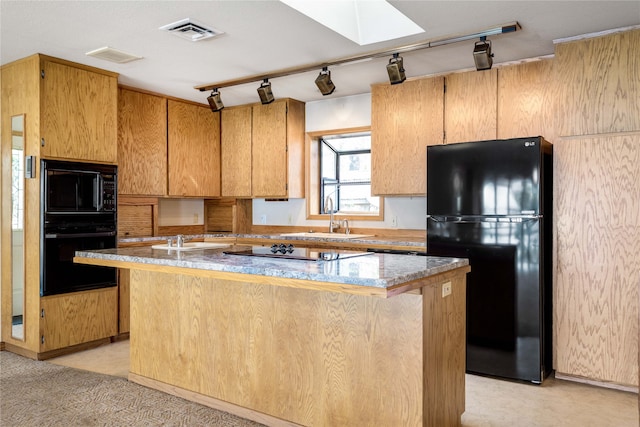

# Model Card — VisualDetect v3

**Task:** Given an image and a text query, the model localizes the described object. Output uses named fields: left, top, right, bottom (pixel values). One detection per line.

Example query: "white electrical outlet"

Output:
left=442, top=281, right=452, bottom=298
left=391, top=215, right=398, bottom=227
left=260, top=214, right=267, bottom=224
left=193, top=213, right=199, bottom=224
left=287, top=214, right=293, bottom=225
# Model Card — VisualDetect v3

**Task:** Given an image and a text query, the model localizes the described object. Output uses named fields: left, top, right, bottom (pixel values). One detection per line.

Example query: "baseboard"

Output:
left=555, top=372, right=639, bottom=393
left=128, top=373, right=302, bottom=427
left=36, top=337, right=112, bottom=360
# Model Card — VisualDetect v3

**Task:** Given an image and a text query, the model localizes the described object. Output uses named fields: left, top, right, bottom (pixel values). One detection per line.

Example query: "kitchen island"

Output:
left=75, top=245, right=470, bottom=426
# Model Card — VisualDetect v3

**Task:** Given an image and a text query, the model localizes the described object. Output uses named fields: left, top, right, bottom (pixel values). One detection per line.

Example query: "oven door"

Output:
left=41, top=230, right=117, bottom=296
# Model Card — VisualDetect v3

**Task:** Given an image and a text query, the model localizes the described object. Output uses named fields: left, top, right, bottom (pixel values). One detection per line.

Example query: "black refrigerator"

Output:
left=426, top=137, right=553, bottom=384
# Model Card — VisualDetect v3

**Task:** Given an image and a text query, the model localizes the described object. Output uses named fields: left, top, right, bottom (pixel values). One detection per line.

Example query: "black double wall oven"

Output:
left=41, top=160, right=117, bottom=296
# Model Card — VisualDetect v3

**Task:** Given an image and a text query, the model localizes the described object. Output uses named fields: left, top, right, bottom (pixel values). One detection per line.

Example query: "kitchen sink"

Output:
left=279, top=232, right=374, bottom=239
left=151, top=242, right=230, bottom=251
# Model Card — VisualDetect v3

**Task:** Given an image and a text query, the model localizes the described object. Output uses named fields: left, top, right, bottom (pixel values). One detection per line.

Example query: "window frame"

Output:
left=305, top=126, right=384, bottom=222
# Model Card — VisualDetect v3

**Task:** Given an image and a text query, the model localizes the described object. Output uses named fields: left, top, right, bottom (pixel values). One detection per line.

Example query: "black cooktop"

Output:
left=224, top=244, right=373, bottom=261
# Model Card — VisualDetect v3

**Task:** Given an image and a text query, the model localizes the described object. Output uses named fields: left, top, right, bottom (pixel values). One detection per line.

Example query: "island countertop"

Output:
left=75, top=245, right=468, bottom=297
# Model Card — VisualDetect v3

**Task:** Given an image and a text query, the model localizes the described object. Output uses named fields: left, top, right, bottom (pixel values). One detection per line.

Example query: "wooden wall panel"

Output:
left=118, top=88, right=167, bottom=196
left=554, top=135, right=640, bottom=386
left=444, top=69, right=497, bottom=144
left=498, top=59, right=558, bottom=143
left=130, top=270, right=426, bottom=426
left=371, top=77, right=444, bottom=196
left=168, top=100, right=220, bottom=197
left=555, top=29, right=640, bottom=136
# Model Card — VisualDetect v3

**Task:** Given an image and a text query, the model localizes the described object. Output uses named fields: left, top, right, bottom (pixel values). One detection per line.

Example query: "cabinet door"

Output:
left=40, top=288, right=118, bottom=352
left=444, top=69, right=497, bottom=144
left=371, top=77, right=444, bottom=196
left=167, top=100, right=221, bottom=197
left=118, top=88, right=167, bottom=196
left=40, top=60, right=118, bottom=163
left=252, top=100, right=288, bottom=198
left=497, top=60, right=558, bottom=142
left=221, top=105, right=252, bottom=197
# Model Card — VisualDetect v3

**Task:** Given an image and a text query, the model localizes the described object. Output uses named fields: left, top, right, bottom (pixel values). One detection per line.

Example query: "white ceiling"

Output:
left=1, top=1, right=639, bottom=108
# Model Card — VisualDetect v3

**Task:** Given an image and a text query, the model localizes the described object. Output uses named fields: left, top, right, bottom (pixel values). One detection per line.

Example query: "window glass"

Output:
left=320, top=132, right=379, bottom=215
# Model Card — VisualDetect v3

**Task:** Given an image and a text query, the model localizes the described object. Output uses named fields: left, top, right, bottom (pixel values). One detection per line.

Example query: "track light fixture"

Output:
left=207, top=89, right=224, bottom=112
left=473, top=37, right=494, bottom=71
left=386, top=53, right=406, bottom=85
left=257, top=79, right=275, bottom=104
left=195, top=22, right=519, bottom=94
left=315, top=67, right=336, bottom=96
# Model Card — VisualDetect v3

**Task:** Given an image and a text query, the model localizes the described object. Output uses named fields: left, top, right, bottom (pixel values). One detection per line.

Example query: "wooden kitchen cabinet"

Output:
left=118, top=88, right=168, bottom=196
left=444, top=68, right=497, bottom=144
left=251, top=98, right=305, bottom=198
left=40, top=57, right=118, bottom=163
left=39, top=288, right=118, bottom=353
left=497, top=59, right=558, bottom=142
left=168, top=99, right=221, bottom=197
left=221, top=105, right=253, bottom=197
left=371, top=76, right=444, bottom=196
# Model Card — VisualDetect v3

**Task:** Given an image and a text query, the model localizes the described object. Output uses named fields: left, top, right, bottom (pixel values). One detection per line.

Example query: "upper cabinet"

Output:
left=555, top=29, right=640, bottom=136
left=168, top=99, right=221, bottom=197
left=251, top=99, right=305, bottom=199
left=118, top=88, right=167, bottom=196
left=497, top=59, right=558, bottom=142
left=221, top=105, right=253, bottom=198
left=40, top=57, right=118, bottom=163
left=371, top=77, right=444, bottom=196
left=444, top=69, right=497, bottom=144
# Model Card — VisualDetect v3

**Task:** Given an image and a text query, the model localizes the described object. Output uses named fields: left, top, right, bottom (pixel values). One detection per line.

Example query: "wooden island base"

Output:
left=126, top=266, right=469, bottom=427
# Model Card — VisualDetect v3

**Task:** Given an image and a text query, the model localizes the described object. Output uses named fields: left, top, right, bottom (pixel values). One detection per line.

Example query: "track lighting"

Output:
left=315, top=67, right=336, bottom=96
left=257, top=79, right=275, bottom=104
left=207, top=89, right=224, bottom=112
left=473, top=38, right=493, bottom=71
left=386, top=53, right=406, bottom=85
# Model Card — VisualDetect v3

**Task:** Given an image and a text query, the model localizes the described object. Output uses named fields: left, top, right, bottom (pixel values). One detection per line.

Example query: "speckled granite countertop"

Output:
left=76, top=244, right=467, bottom=292
left=119, top=233, right=427, bottom=249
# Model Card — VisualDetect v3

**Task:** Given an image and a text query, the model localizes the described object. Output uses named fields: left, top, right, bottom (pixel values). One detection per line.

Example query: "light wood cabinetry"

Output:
left=168, top=100, right=221, bottom=197
left=371, top=77, right=444, bottom=196
left=444, top=69, right=497, bottom=144
left=40, top=288, right=118, bottom=352
left=556, top=29, right=640, bottom=136
left=221, top=105, right=252, bottom=197
left=553, top=29, right=640, bottom=388
left=118, top=88, right=167, bottom=196
left=1, top=54, right=119, bottom=359
left=251, top=98, right=305, bottom=198
left=497, top=59, right=558, bottom=142
left=40, top=57, right=118, bottom=163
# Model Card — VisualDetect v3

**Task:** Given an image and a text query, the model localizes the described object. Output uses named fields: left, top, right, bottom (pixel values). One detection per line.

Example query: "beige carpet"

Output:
left=0, top=351, right=265, bottom=427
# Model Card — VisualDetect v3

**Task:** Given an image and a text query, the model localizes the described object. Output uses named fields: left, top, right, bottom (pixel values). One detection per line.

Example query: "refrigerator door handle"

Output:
left=427, top=214, right=541, bottom=223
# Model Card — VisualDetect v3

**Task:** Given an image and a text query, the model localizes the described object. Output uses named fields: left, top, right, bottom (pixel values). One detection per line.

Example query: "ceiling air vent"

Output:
left=86, top=47, right=143, bottom=64
left=159, top=18, right=224, bottom=42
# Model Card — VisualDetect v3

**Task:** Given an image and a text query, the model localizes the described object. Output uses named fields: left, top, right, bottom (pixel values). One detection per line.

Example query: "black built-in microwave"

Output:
left=42, top=159, right=116, bottom=214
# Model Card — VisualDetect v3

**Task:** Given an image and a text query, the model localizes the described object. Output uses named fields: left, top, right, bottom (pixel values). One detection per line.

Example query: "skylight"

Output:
left=280, top=0, right=424, bottom=46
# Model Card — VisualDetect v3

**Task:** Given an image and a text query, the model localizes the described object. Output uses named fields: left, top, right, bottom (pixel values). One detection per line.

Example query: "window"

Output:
left=306, top=127, right=383, bottom=221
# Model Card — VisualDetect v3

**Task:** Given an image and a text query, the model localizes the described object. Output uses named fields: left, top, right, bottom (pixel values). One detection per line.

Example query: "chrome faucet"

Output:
left=325, top=196, right=339, bottom=233
left=176, top=234, right=188, bottom=248
left=343, top=219, right=350, bottom=235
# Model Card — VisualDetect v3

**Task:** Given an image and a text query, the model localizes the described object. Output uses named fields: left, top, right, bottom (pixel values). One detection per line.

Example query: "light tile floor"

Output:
left=48, top=341, right=638, bottom=427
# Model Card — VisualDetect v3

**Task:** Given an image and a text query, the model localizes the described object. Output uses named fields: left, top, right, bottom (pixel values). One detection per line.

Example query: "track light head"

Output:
left=207, top=89, right=224, bottom=112
left=257, top=79, right=275, bottom=104
left=386, top=53, right=406, bottom=85
left=473, top=38, right=493, bottom=71
left=315, top=67, right=336, bottom=96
